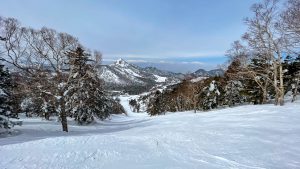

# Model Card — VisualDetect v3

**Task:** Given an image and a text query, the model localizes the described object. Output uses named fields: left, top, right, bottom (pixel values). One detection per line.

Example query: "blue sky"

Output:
left=0, top=0, right=259, bottom=72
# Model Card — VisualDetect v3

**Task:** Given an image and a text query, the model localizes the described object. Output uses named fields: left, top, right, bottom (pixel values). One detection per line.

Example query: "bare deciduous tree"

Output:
left=0, top=16, right=81, bottom=132
left=243, top=0, right=285, bottom=105
left=280, top=0, right=300, bottom=51
left=226, top=41, right=273, bottom=104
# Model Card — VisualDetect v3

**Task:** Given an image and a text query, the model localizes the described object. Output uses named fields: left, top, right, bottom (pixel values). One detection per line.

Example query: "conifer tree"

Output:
left=224, top=80, right=243, bottom=107
left=284, top=55, right=300, bottom=102
left=65, top=47, right=110, bottom=124
left=147, top=90, right=166, bottom=116
left=200, top=80, right=221, bottom=110
left=224, top=59, right=244, bottom=107
left=0, top=64, right=13, bottom=129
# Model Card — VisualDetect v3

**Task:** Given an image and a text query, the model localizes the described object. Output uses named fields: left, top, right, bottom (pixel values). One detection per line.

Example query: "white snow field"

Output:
left=0, top=98, right=300, bottom=169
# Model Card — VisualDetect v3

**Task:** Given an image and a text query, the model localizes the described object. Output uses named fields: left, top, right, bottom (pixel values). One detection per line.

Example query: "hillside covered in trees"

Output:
left=127, top=0, right=300, bottom=116
left=1, top=0, right=300, bottom=168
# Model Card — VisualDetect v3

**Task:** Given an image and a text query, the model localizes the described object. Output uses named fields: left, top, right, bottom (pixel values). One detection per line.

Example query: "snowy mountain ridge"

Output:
left=98, top=59, right=224, bottom=94
left=97, top=59, right=183, bottom=89
left=97, top=58, right=224, bottom=90
left=193, top=68, right=224, bottom=77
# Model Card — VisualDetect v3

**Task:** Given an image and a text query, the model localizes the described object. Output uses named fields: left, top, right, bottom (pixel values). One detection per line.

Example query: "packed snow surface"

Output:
left=0, top=98, right=300, bottom=169
left=154, top=75, right=167, bottom=83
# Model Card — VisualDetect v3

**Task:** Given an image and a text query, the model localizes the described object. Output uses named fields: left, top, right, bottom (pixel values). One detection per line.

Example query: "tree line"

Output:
left=139, top=0, right=300, bottom=116
left=0, top=17, right=125, bottom=132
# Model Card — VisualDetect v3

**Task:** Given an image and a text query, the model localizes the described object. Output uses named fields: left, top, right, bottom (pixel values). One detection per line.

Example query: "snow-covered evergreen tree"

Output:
left=241, top=55, right=273, bottom=104
left=129, top=99, right=141, bottom=112
left=284, top=55, right=300, bottom=102
left=147, top=90, right=166, bottom=116
left=20, top=97, right=34, bottom=117
left=224, top=59, right=244, bottom=106
left=224, top=80, right=244, bottom=107
left=0, top=64, right=13, bottom=129
left=65, top=47, right=115, bottom=124
left=200, top=80, right=221, bottom=110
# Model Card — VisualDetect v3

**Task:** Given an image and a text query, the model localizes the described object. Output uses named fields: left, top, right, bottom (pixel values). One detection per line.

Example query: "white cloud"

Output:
left=181, top=61, right=204, bottom=65
left=126, top=59, right=149, bottom=63
left=104, top=50, right=225, bottom=60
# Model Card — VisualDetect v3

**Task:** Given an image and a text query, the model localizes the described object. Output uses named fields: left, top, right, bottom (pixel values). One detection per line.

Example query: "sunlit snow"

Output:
left=0, top=98, right=299, bottom=169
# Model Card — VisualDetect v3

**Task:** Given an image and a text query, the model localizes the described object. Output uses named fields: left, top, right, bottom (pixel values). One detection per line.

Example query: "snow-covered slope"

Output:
left=1, top=101, right=300, bottom=169
left=97, top=59, right=147, bottom=86
left=154, top=74, right=167, bottom=82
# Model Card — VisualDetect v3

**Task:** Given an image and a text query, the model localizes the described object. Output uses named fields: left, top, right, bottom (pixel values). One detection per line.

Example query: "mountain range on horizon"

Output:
left=97, top=58, right=224, bottom=93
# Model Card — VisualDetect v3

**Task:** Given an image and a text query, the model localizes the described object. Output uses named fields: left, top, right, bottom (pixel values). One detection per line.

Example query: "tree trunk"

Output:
left=262, top=88, right=267, bottom=104
left=193, top=95, right=197, bottom=113
left=292, top=81, right=299, bottom=102
left=60, top=96, right=68, bottom=132
left=45, top=113, right=50, bottom=121
left=278, top=61, right=284, bottom=106
left=274, top=62, right=279, bottom=105
left=57, top=71, right=68, bottom=132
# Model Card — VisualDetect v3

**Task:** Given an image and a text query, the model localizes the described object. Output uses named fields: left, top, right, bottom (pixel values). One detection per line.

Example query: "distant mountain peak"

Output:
left=113, top=58, right=129, bottom=67
left=97, top=58, right=183, bottom=92
left=194, top=68, right=206, bottom=73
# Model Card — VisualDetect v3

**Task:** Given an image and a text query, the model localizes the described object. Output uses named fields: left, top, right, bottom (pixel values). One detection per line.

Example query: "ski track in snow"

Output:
left=0, top=97, right=300, bottom=169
